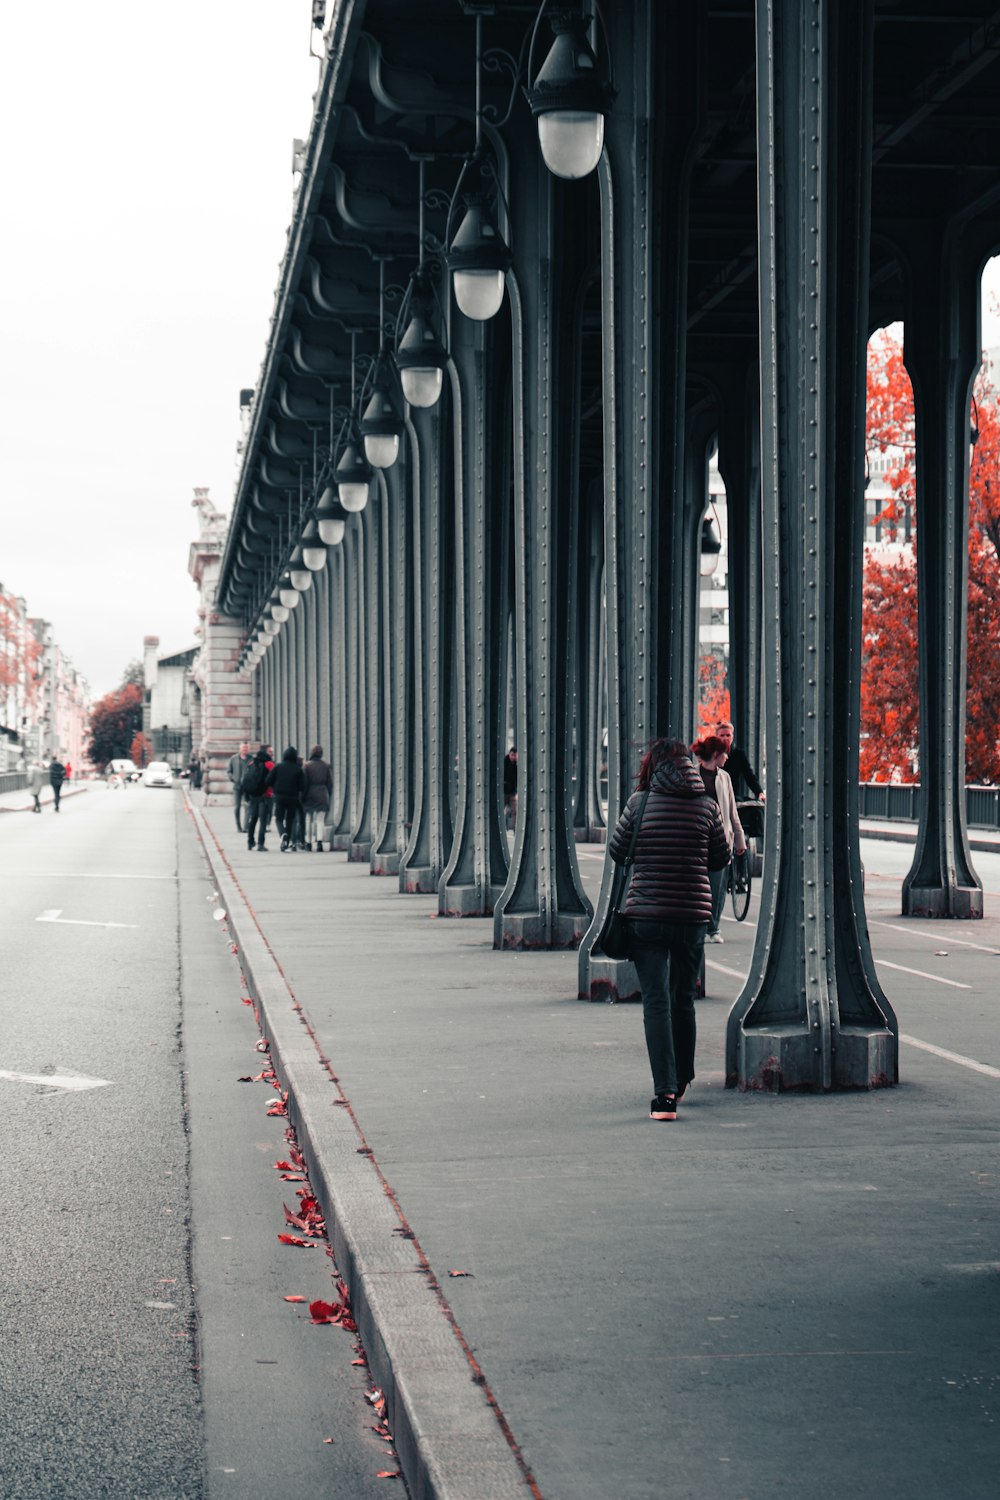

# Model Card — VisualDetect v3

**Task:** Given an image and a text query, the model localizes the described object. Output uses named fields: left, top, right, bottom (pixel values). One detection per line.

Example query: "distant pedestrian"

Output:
left=243, top=746, right=275, bottom=851
left=503, top=747, right=518, bottom=828
left=227, top=741, right=252, bottom=830
left=48, top=756, right=67, bottom=812
left=301, top=745, right=332, bottom=850
left=713, top=721, right=763, bottom=801
left=692, top=735, right=746, bottom=944
left=608, top=738, right=729, bottom=1121
left=28, top=761, right=46, bottom=813
left=189, top=755, right=203, bottom=789
left=267, top=747, right=306, bottom=852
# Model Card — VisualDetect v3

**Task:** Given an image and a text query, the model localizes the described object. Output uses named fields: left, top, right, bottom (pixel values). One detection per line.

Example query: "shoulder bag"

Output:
left=596, top=789, right=650, bottom=960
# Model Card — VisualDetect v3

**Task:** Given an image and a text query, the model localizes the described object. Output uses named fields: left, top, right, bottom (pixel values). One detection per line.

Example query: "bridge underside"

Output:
left=209, top=1, right=1000, bottom=1091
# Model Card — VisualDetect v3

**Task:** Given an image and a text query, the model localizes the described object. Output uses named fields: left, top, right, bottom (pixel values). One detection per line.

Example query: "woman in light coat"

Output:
left=692, top=735, right=746, bottom=943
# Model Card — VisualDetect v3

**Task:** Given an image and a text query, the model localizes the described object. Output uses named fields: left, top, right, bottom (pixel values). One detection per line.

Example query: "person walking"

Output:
left=608, top=737, right=729, bottom=1121
left=243, top=746, right=274, bottom=851
left=227, top=742, right=252, bottom=830
left=28, top=761, right=46, bottom=812
left=713, top=721, right=763, bottom=801
left=301, top=745, right=332, bottom=850
left=48, top=756, right=67, bottom=812
left=692, top=735, right=747, bottom=944
left=503, top=747, right=518, bottom=828
left=267, top=747, right=306, bottom=852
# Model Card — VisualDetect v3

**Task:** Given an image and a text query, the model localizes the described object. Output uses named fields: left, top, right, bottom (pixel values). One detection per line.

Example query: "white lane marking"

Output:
left=36, top=910, right=138, bottom=929
left=705, top=960, right=748, bottom=981
left=0, top=1068, right=113, bottom=1092
left=899, top=1034, right=1000, bottom=1079
left=869, top=919, right=1000, bottom=956
left=878, top=960, right=970, bottom=990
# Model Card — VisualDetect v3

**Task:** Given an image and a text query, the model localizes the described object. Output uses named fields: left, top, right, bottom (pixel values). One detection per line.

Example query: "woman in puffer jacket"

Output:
left=266, top=747, right=307, bottom=852
left=608, top=738, right=730, bottom=1122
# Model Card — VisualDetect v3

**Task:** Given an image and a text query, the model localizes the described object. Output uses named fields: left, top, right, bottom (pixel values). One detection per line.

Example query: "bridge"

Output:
left=193, top=1, right=1000, bottom=1092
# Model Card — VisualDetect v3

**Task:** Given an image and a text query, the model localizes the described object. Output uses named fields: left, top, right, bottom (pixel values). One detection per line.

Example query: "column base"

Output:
left=578, top=955, right=641, bottom=1002
left=902, top=883, right=983, bottom=919
left=495, top=911, right=588, bottom=950
left=438, top=883, right=500, bottom=918
left=729, top=1024, right=897, bottom=1091
left=400, top=865, right=440, bottom=895
left=370, top=851, right=400, bottom=877
left=330, top=833, right=352, bottom=851
left=573, top=825, right=607, bottom=845
left=348, top=841, right=371, bottom=863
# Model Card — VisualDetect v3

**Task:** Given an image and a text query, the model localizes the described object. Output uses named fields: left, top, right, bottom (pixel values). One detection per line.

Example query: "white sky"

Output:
left=1, top=9, right=998, bottom=703
left=0, top=2, right=319, bottom=698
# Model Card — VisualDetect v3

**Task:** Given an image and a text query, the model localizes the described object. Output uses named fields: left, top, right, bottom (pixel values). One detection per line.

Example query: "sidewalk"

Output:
left=0, top=781, right=90, bottom=813
left=189, top=798, right=1000, bottom=1500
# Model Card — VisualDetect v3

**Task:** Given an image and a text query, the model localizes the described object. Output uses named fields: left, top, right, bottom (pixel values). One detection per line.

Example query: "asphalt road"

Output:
left=0, top=786, right=405, bottom=1500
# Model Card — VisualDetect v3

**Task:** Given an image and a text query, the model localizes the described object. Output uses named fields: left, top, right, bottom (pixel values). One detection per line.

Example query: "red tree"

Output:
left=861, top=328, right=1000, bottom=784
left=87, top=683, right=143, bottom=769
left=697, top=652, right=730, bottom=737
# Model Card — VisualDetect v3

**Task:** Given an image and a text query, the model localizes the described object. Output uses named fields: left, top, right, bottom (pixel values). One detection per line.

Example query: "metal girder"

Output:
left=726, top=0, right=897, bottom=1092
left=370, top=465, right=407, bottom=875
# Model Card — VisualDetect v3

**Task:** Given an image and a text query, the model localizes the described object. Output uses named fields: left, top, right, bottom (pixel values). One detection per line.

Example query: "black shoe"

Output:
left=650, top=1094, right=677, bottom=1121
left=257, top=845, right=267, bottom=852
left=280, top=835, right=289, bottom=851
left=304, top=842, right=312, bottom=851
left=315, top=842, right=322, bottom=852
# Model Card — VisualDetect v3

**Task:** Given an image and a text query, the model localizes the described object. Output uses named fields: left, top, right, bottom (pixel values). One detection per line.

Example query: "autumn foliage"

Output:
left=87, top=682, right=144, bottom=769
left=861, top=327, right=1000, bottom=784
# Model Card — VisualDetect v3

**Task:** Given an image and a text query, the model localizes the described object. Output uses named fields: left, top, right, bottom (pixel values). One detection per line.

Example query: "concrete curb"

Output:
left=187, top=798, right=537, bottom=1500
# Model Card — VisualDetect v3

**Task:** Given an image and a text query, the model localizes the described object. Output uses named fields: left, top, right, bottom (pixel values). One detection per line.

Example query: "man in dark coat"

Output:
left=714, top=721, right=763, bottom=800
left=244, top=746, right=275, bottom=851
left=609, top=738, right=729, bottom=1120
left=227, top=742, right=252, bottom=830
left=266, top=747, right=307, bottom=852
left=48, top=756, right=67, bottom=812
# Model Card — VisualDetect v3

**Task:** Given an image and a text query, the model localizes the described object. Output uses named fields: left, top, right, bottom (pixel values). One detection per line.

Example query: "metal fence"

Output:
left=0, top=772, right=28, bottom=795
left=859, top=782, right=1000, bottom=830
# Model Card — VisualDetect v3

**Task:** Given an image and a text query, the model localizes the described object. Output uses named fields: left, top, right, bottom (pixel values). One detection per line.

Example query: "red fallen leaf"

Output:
left=322, top=1437, right=335, bottom=1444
left=283, top=1295, right=307, bottom=1303
left=280, top=1173, right=306, bottom=1182
left=241, top=997, right=253, bottom=1006
left=376, top=1473, right=401, bottom=1480
left=278, top=1233, right=315, bottom=1248
left=236, top=1076, right=255, bottom=1083
left=448, top=1270, right=473, bottom=1278
left=267, top=1100, right=289, bottom=1117
left=273, top=1161, right=295, bottom=1172
left=352, top=1358, right=366, bottom=1366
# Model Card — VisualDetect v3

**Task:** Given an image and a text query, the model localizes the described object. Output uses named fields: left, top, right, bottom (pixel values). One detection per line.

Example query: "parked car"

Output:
left=142, top=760, right=174, bottom=788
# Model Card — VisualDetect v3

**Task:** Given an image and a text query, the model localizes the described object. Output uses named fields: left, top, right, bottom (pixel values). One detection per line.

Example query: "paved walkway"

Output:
left=0, top=781, right=90, bottom=813
left=189, top=797, right=1000, bottom=1500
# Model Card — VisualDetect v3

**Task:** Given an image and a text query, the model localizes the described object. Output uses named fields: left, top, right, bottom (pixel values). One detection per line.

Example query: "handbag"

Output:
left=596, top=789, right=650, bottom=960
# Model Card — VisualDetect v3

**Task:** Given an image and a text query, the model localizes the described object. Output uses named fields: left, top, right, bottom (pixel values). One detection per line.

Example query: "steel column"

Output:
left=330, top=529, right=358, bottom=849
left=399, top=408, right=447, bottom=892
left=371, top=467, right=406, bottom=875
left=727, top=0, right=897, bottom=1091
left=901, top=231, right=983, bottom=918
left=327, top=545, right=352, bottom=844
left=348, top=506, right=375, bottom=861
left=717, top=360, right=763, bottom=769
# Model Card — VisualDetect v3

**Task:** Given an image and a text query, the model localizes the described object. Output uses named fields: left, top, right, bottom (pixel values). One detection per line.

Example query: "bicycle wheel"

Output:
left=730, top=849, right=752, bottom=921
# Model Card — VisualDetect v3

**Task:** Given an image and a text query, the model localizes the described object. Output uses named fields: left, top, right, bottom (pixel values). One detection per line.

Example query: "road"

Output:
left=3, top=788, right=999, bottom=1499
left=0, top=785, right=403, bottom=1500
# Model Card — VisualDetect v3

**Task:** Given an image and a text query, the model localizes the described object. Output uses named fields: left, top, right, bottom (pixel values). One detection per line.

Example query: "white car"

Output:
left=142, top=761, right=174, bottom=788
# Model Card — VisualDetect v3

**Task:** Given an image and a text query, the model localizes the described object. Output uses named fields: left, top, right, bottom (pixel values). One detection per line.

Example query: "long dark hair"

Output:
left=635, top=737, right=690, bottom=790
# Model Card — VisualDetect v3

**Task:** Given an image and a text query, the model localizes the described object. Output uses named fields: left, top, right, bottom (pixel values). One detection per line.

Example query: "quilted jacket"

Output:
left=608, top=755, right=730, bottom=924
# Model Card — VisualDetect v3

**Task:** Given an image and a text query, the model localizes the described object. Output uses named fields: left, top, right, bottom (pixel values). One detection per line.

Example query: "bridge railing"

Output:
left=859, top=782, right=1000, bottom=831
left=0, top=772, right=28, bottom=795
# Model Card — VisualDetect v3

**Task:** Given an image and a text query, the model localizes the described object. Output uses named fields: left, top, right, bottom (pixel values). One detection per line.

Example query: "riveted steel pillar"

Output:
left=573, top=490, right=605, bottom=841
left=293, top=594, right=307, bottom=752
left=727, top=0, right=897, bottom=1091
left=900, top=232, right=983, bottom=918
left=683, top=403, right=719, bottom=722
left=348, top=505, right=376, bottom=862
left=327, top=545, right=352, bottom=845
left=492, top=141, right=592, bottom=950
left=330, top=529, right=358, bottom=849
left=371, top=466, right=406, bottom=876
left=579, top=0, right=699, bottom=995
left=399, top=408, right=447, bottom=892
left=717, top=359, right=763, bottom=769
left=439, top=316, right=508, bottom=916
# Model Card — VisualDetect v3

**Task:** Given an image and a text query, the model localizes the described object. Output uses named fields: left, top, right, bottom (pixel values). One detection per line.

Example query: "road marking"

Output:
left=706, top=960, right=748, bottom=981
left=36, top=909, right=138, bottom=929
left=899, top=1034, right=1000, bottom=1079
left=869, top=919, right=1000, bottom=956
left=0, top=1068, right=113, bottom=1092
left=878, top=960, right=970, bottom=990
